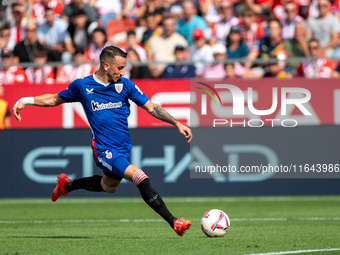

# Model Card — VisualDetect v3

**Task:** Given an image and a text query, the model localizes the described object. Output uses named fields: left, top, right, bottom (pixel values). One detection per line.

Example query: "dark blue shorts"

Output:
left=93, top=148, right=131, bottom=181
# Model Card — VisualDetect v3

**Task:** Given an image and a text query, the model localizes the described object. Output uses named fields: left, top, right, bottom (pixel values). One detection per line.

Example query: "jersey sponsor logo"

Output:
left=115, top=83, right=123, bottom=93
left=91, top=100, right=122, bottom=111
left=86, top=88, right=94, bottom=94
left=105, top=150, right=112, bottom=159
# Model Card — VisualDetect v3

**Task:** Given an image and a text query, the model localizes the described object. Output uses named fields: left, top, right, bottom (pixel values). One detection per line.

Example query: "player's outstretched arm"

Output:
left=141, top=101, right=193, bottom=143
left=13, top=94, right=65, bottom=123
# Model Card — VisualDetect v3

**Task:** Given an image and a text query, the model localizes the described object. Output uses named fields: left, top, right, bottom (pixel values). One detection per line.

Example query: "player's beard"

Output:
left=108, top=75, right=116, bottom=83
left=108, top=74, right=121, bottom=83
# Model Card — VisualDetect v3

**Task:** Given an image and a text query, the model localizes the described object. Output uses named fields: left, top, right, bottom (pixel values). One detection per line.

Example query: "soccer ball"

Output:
left=201, top=209, right=230, bottom=237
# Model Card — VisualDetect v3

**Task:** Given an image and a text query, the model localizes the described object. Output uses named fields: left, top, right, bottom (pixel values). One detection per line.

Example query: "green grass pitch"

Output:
left=0, top=196, right=340, bottom=255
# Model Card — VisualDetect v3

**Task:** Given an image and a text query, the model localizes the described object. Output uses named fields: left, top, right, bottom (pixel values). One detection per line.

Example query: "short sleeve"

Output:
left=58, top=79, right=81, bottom=102
left=127, top=80, right=149, bottom=106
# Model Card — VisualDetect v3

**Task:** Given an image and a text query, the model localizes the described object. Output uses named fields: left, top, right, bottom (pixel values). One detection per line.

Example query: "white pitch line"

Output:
left=1, top=196, right=340, bottom=205
left=1, top=217, right=340, bottom=224
left=245, top=248, right=340, bottom=255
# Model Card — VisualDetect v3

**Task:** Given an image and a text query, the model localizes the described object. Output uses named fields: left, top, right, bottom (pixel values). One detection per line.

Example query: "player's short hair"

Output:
left=100, top=46, right=127, bottom=64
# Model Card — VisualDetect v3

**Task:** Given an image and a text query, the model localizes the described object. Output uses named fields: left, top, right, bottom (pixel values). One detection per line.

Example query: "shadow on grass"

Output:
left=6, top=236, right=92, bottom=239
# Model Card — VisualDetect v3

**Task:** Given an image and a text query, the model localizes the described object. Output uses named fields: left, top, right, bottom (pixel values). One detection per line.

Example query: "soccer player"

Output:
left=12, top=46, right=192, bottom=236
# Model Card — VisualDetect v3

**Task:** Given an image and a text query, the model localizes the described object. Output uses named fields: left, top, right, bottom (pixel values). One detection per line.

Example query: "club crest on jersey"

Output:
left=115, top=83, right=123, bottom=93
left=105, top=150, right=112, bottom=159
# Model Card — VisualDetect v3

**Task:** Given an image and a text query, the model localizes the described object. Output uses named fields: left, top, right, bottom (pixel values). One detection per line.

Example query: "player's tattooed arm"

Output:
left=142, top=101, right=178, bottom=126
left=142, top=100, right=193, bottom=143
left=149, top=104, right=179, bottom=126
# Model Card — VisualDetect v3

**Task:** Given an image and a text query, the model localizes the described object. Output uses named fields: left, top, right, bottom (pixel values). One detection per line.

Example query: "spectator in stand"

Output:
left=67, top=9, right=98, bottom=50
left=56, top=47, right=96, bottom=83
left=226, top=25, right=250, bottom=59
left=94, top=0, right=130, bottom=29
left=61, top=0, right=96, bottom=23
left=263, top=59, right=282, bottom=77
left=147, top=17, right=188, bottom=77
left=203, top=43, right=227, bottom=78
left=37, top=8, right=74, bottom=62
left=161, top=45, right=195, bottom=78
left=84, top=28, right=110, bottom=62
left=0, top=85, right=11, bottom=129
left=141, top=0, right=166, bottom=26
left=164, top=0, right=184, bottom=20
left=190, top=28, right=214, bottom=77
left=25, top=48, right=55, bottom=84
left=239, top=8, right=265, bottom=51
left=3, top=0, right=31, bottom=25
left=0, top=49, right=26, bottom=84
left=297, top=0, right=312, bottom=20
left=32, top=0, right=64, bottom=26
left=125, top=48, right=152, bottom=79
left=0, top=24, right=15, bottom=59
left=177, top=0, right=207, bottom=46
left=141, top=13, right=160, bottom=47
left=248, top=19, right=285, bottom=62
left=198, top=0, right=221, bottom=27
left=13, top=21, right=45, bottom=64
left=225, top=63, right=236, bottom=78
left=209, top=0, right=239, bottom=46
left=270, top=0, right=288, bottom=20
left=307, top=0, right=340, bottom=58
left=122, top=0, right=146, bottom=21
left=125, top=30, right=147, bottom=61
left=245, top=0, right=273, bottom=16
left=9, top=3, right=27, bottom=47
left=307, top=0, right=321, bottom=20
left=281, top=1, right=303, bottom=40
left=284, top=21, right=310, bottom=68
left=291, top=38, right=334, bottom=77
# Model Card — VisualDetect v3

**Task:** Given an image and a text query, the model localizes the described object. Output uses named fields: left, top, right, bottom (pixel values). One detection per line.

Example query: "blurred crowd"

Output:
left=1, top=0, right=340, bottom=84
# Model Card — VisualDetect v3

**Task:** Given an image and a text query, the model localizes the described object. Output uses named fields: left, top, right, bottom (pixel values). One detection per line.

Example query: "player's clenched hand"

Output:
left=13, top=100, right=24, bottom=122
left=177, top=122, right=193, bottom=143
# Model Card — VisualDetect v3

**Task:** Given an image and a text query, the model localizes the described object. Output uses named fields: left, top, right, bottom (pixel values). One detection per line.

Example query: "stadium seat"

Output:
left=106, top=19, right=136, bottom=41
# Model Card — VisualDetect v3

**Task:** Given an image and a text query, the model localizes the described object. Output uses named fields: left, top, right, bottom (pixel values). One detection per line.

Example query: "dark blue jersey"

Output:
left=58, top=73, right=149, bottom=153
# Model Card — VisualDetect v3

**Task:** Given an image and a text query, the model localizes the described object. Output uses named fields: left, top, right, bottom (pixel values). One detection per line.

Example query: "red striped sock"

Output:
left=132, top=169, right=148, bottom=186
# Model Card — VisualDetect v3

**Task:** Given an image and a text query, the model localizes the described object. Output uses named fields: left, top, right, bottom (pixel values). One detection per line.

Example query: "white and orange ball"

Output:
left=201, top=209, right=230, bottom=237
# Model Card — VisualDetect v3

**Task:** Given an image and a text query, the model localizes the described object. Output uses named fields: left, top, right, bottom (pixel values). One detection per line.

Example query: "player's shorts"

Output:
left=92, top=146, right=131, bottom=181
